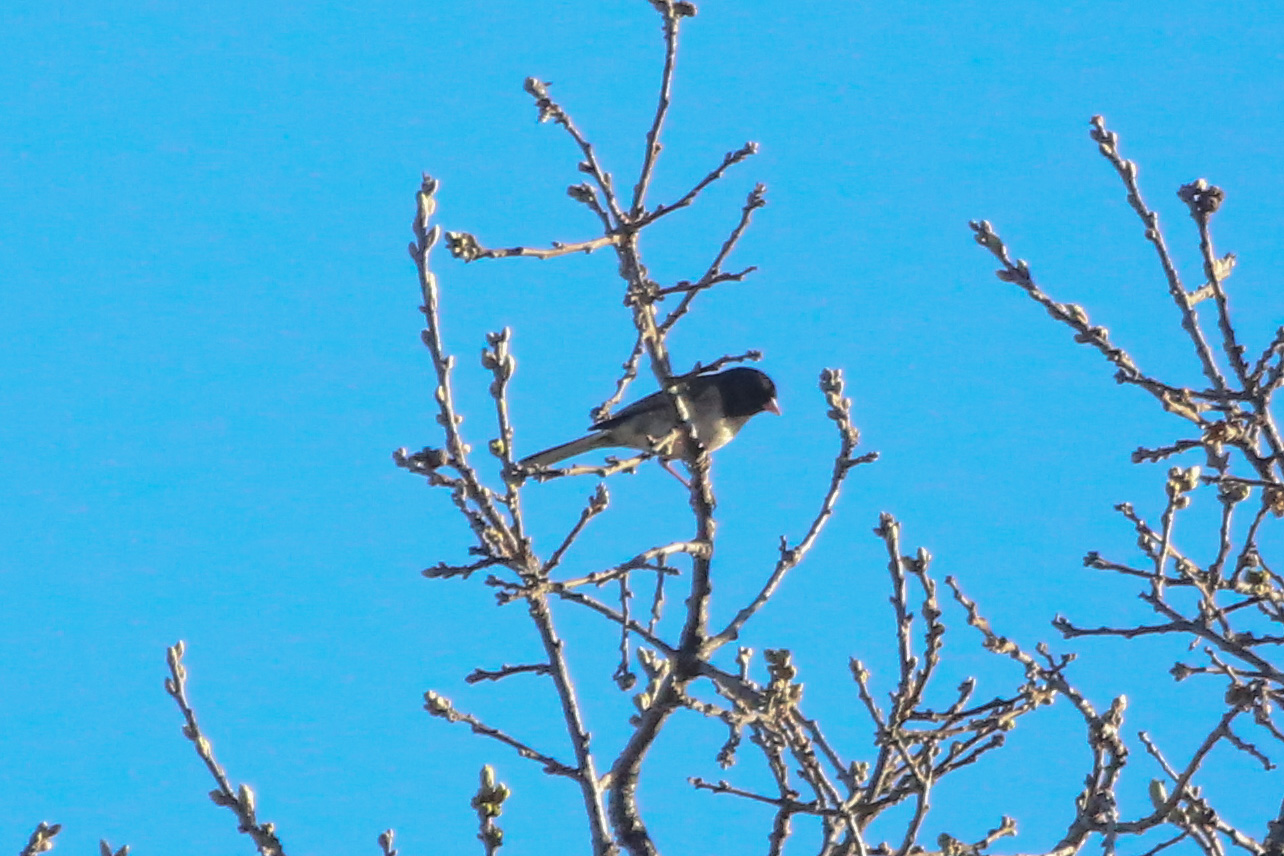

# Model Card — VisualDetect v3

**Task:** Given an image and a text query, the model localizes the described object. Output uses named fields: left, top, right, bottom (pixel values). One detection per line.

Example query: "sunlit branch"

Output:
left=444, top=231, right=620, bottom=263
left=424, top=690, right=578, bottom=778
left=635, top=142, right=758, bottom=226
left=164, top=642, right=287, bottom=856
left=1088, top=116, right=1228, bottom=394
left=524, top=77, right=626, bottom=225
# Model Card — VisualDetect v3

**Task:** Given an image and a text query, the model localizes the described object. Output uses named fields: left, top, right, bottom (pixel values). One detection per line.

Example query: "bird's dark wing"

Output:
left=590, top=389, right=666, bottom=431
left=590, top=376, right=716, bottom=431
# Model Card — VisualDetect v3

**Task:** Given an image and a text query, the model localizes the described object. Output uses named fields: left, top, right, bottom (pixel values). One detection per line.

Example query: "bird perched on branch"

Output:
left=520, top=367, right=779, bottom=469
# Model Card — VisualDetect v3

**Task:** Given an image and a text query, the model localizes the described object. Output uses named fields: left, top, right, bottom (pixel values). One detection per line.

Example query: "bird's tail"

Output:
left=519, top=433, right=613, bottom=469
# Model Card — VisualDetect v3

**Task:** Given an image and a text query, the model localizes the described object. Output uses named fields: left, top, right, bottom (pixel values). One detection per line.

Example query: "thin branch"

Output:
left=524, top=77, right=625, bottom=224
left=636, top=141, right=758, bottom=226
left=1224, top=724, right=1275, bottom=770
left=896, top=756, right=934, bottom=856
left=969, top=218, right=1210, bottom=424
left=422, top=555, right=505, bottom=580
left=593, top=333, right=648, bottom=423
left=409, top=178, right=519, bottom=560
left=1133, top=439, right=1204, bottom=463
left=629, top=0, right=686, bottom=217
left=543, top=484, right=610, bottom=576
left=795, top=712, right=859, bottom=790
left=672, top=350, right=763, bottom=379
left=710, top=368, right=872, bottom=649
left=483, top=327, right=528, bottom=544
left=654, top=267, right=757, bottom=296
left=1178, top=179, right=1248, bottom=385
left=547, top=584, right=679, bottom=658
left=471, top=765, right=511, bottom=856
left=1141, top=592, right=1283, bottom=682
left=1132, top=708, right=1246, bottom=831
left=660, top=184, right=767, bottom=334
left=424, top=690, right=578, bottom=778
left=164, top=642, right=286, bottom=856
left=522, top=454, right=651, bottom=482
left=466, top=663, right=553, bottom=684
left=689, top=776, right=824, bottom=814
left=615, top=574, right=637, bottom=690
left=1135, top=832, right=1191, bottom=856
left=1088, top=115, right=1228, bottom=393
left=445, top=231, right=620, bottom=263
left=557, top=541, right=700, bottom=590
left=20, top=823, right=62, bottom=856
left=1054, top=617, right=1183, bottom=640
left=1082, top=550, right=1188, bottom=586
left=520, top=592, right=616, bottom=850
left=647, top=563, right=667, bottom=634
left=1250, top=327, right=1284, bottom=388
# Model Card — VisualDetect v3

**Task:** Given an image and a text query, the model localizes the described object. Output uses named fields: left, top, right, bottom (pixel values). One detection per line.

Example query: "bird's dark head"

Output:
left=718, top=367, right=780, bottom=418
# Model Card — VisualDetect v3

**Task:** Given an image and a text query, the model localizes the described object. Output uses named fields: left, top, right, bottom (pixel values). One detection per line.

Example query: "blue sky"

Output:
left=3, top=1, right=1282, bottom=853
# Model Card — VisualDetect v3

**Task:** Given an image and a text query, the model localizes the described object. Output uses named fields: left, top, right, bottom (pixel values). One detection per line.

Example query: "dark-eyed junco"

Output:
left=520, top=367, right=779, bottom=469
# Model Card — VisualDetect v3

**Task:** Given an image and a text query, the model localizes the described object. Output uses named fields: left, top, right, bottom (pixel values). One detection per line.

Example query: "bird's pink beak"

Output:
left=765, top=398, right=781, bottom=415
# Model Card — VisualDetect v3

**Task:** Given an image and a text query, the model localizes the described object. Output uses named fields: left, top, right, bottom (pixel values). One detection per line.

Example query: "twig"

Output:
left=593, top=333, right=648, bottom=423
left=1178, top=179, right=1247, bottom=385
left=615, top=575, right=637, bottom=690
left=672, top=350, right=763, bottom=380
left=629, top=0, right=687, bottom=218
left=969, top=218, right=1206, bottom=424
left=471, top=765, right=510, bottom=856
left=660, top=184, right=767, bottom=334
left=1082, top=551, right=1188, bottom=586
left=20, top=823, right=61, bottom=856
left=519, top=592, right=616, bottom=850
left=524, top=78, right=625, bottom=224
left=647, top=565, right=667, bottom=634
left=654, top=267, right=757, bottom=296
left=689, top=776, right=824, bottom=814
left=1135, top=831, right=1191, bottom=856
left=543, top=485, right=610, bottom=576
left=1224, top=724, right=1275, bottom=771
left=1134, top=708, right=1244, bottom=830
left=548, top=585, right=678, bottom=658
left=1251, top=327, right=1284, bottom=388
left=557, top=541, right=699, bottom=590
left=409, top=177, right=519, bottom=561
left=710, top=368, right=872, bottom=649
left=466, top=663, right=553, bottom=684
left=482, top=327, right=527, bottom=543
left=522, top=454, right=651, bottom=482
left=635, top=142, right=758, bottom=226
left=970, top=817, right=1019, bottom=854
left=423, top=555, right=504, bottom=581
left=424, top=691, right=577, bottom=778
left=1054, top=617, right=1183, bottom=640
left=1133, top=439, right=1204, bottom=463
left=795, top=712, right=858, bottom=790
left=164, top=642, right=287, bottom=856
left=445, top=231, right=620, bottom=263
left=1088, top=116, right=1228, bottom=394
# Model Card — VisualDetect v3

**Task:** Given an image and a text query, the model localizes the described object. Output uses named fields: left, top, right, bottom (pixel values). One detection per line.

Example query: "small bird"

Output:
left=520, top=367, right=779, bottom=469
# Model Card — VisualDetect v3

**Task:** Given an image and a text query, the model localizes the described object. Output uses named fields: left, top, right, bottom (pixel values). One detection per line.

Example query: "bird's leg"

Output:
left=646, top=431, right=690, bottom=487
left=659, top=458, right=690, bottom=488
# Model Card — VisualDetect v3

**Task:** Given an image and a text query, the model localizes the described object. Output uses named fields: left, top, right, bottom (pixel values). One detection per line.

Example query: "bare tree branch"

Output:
left=164, top=642, right=287, bottom=856
left=19, top=823, right=61, bottom=856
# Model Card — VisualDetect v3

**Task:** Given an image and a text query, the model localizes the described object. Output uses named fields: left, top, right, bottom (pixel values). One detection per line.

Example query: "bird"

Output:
left=520, top=367, right=779, bottom=470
